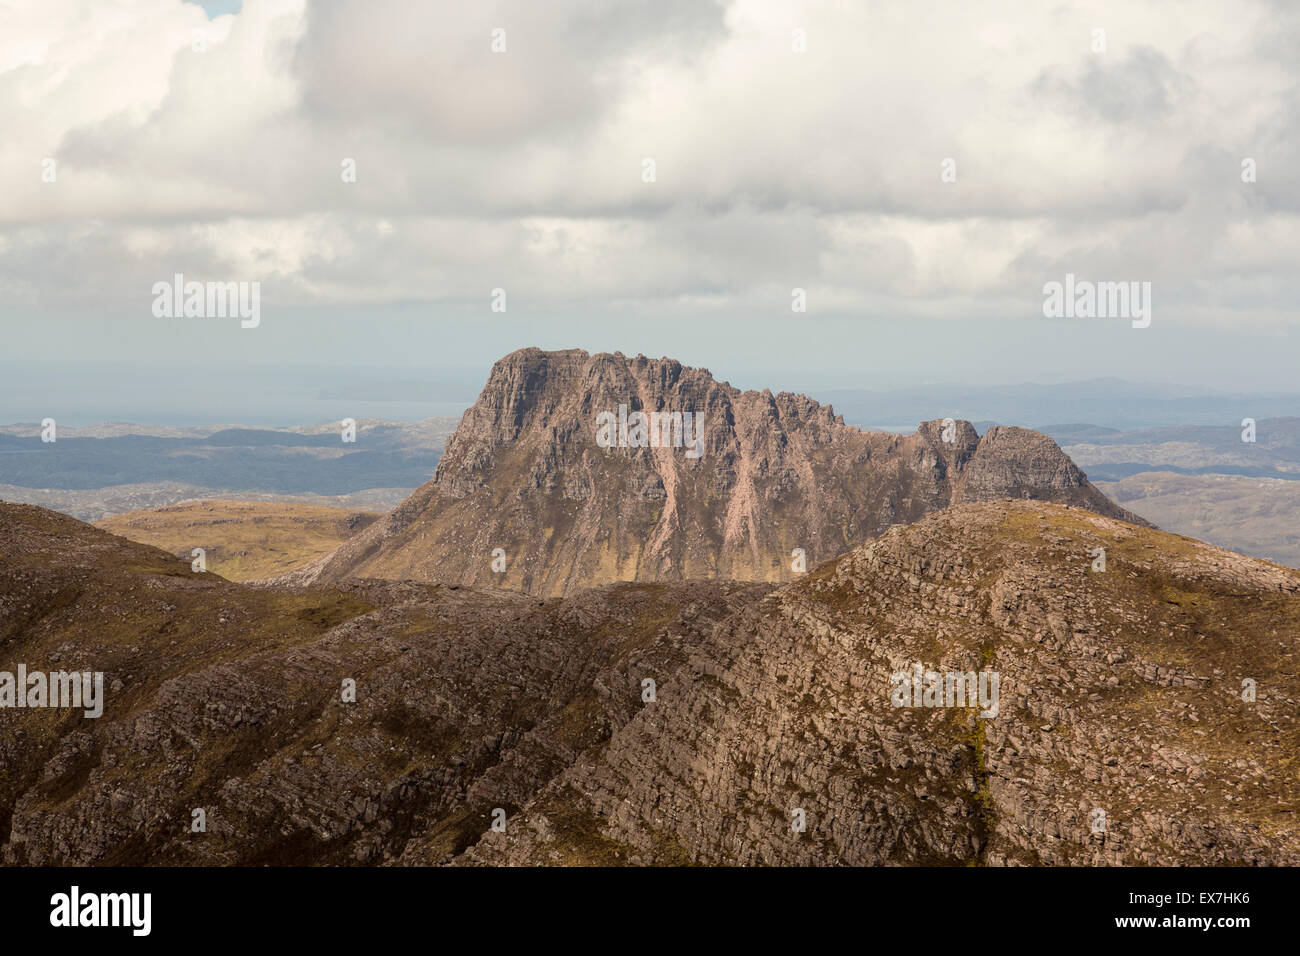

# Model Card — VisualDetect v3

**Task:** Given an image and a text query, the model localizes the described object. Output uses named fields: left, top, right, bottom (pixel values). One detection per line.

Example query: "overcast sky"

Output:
left=1, top=0, right=1298, bottom=404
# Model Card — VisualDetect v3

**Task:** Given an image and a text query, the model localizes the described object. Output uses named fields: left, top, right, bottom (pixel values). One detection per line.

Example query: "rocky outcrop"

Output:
left=453, top=500, right=1300, bottom=866
left=294, top=348, right=1145, bottom=596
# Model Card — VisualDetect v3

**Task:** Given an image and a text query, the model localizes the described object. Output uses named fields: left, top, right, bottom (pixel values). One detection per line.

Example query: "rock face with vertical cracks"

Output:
left=292, top=348, right=1146, bottom=597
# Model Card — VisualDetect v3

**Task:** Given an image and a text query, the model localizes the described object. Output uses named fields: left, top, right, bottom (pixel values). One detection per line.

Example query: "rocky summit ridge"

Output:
left=293, top=348, right=1145, bottom=596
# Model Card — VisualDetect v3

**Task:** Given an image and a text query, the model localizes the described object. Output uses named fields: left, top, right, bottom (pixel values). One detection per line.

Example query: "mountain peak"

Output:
left=296, top=349, right=1146, bottom=596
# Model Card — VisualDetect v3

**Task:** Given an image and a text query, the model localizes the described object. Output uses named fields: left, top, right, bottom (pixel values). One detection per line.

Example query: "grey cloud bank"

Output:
left=2, top=1, right=1298, bottom=321
left=0, top=0, right=1297, bottom=395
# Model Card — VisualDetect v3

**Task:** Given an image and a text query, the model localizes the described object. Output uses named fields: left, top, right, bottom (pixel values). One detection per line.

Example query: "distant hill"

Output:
left=1050, top=417, right=1300, bottom=481
left=0, top=417, right=457, bottom=519
left=1037, top=418, right=1300, bottom=568
left=1094, top=473, right=1300, bottom=569
left=817, top=381, right=1300, bottom=432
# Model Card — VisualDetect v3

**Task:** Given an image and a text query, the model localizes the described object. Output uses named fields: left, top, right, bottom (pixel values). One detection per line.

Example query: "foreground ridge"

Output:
left=1, top=499, right=1293, bottom=866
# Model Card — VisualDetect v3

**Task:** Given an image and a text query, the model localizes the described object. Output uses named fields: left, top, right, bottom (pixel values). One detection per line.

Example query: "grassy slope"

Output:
left=95, top=500, right=382, bottom=581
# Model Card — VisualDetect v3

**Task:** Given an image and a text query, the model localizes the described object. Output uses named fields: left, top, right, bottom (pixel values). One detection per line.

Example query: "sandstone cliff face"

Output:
left=296, top=348, right=1144, bottom=596
left=0, top=501, right=1294, bottom=866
